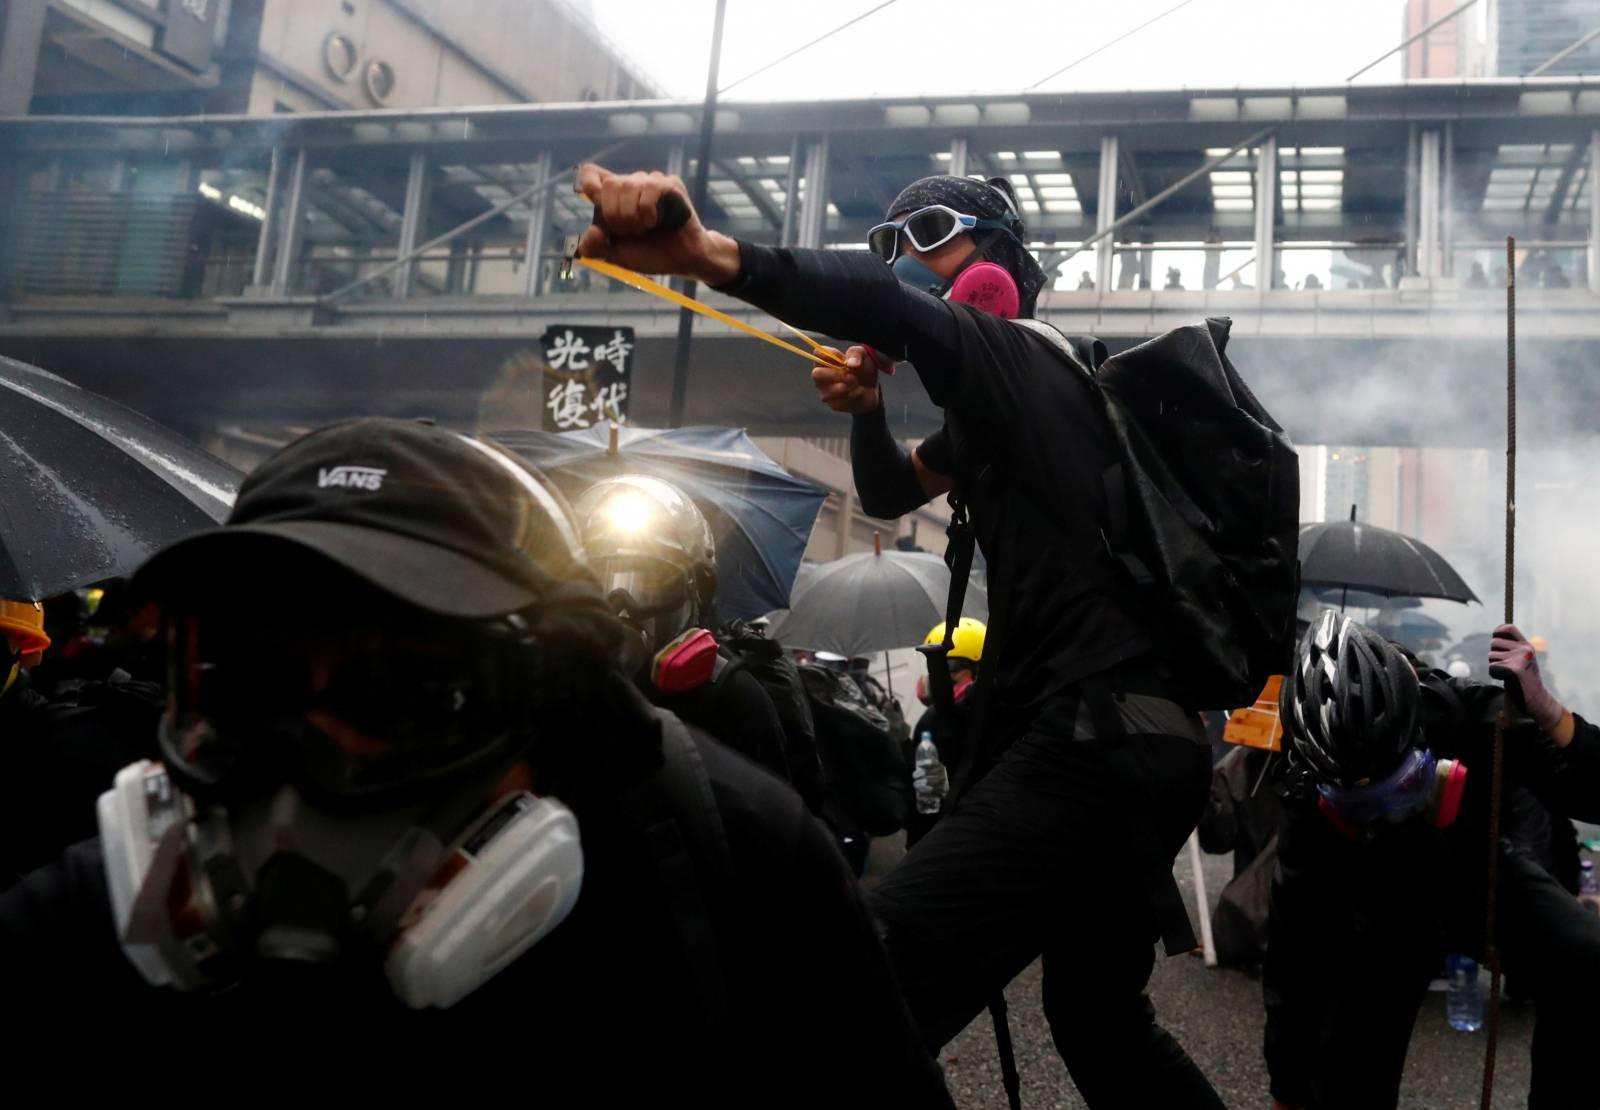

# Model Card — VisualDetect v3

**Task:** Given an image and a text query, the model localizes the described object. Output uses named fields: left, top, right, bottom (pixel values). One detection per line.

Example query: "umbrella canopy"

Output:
left=494, top=424, right=825, bottom=621
left=1, top=357, right=239, bottom=601
left=1297, top=518, right=1479, bottom=604
left=765, top=547, right=989, bottom=657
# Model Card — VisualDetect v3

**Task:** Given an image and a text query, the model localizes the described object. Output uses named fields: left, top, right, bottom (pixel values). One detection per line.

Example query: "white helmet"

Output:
left=572, top=475, right=716, bottom=653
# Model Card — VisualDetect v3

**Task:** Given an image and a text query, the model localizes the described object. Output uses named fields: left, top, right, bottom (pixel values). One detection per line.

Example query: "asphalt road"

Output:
left=863, top=835, right=1536, bottom=1109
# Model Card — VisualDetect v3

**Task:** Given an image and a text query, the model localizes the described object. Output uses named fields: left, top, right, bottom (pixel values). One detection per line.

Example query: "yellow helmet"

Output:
left=0, top=599, right=49, bottom=668
left=924, top=617, right=986, bottom=664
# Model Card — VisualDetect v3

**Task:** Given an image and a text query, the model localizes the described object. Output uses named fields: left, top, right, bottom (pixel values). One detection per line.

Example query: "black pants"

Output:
left=1287, top=849, right=1600, bottom=1110
left=1500, top=849, right=1600, bottom=1110
left=870, top=695, right=1222, bottom=1109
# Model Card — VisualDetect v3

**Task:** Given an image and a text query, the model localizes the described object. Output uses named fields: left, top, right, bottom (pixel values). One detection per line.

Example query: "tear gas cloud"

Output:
left=1271, top=329, right=1600, bottom=716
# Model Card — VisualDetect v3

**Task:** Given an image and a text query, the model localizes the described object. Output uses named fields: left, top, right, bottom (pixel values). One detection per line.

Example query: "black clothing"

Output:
left=0, top=712, right=953, bottom=1108
left=873, top=689, right=1220, bottom=1107
left=1199, top=746, right=1285, bottom=877
left=0, top=670, right=161, bottom=889
left=716, top=619, right=827, bottom=816
left=1198, top=745, right=1287, bottom=968
left=1264, top=674, right=1600, bottom=1109
left=722, top=243, right=1151, bottom=742
left=652, top=654, right=792, bottom=783
left=850, top=400, right=925, bottom=519
left=719, top=241, right=1213, bottom=1104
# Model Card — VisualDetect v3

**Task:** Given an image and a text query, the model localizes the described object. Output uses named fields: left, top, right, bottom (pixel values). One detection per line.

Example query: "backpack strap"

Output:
left=623, top=714, right=733, bottom=1027
left=916, top=491, right=977, bottom=722
left=947, top=467, right=1013, bottom=803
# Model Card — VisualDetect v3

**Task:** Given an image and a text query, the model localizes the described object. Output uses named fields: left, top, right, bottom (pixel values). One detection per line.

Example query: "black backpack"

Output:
left=716, top=620, right=825, bottom=815
left=798, top=663, right=911, bottom=836
left=1016, top=315, right=1299, bottom=709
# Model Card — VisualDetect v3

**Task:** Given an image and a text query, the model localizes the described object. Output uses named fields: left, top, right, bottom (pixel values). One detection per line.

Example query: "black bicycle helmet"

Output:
left=1280, top=610, right=1421, bottom=788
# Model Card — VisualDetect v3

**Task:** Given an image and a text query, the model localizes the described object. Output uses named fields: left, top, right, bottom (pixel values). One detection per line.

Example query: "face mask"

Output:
left=1315, top=746, right=1467, bottom=839
left=650, top=627, right=718, bottom=693
left=98, top=760, right=583, bottom=1008
left=892, top=254, right=1021, bottom=320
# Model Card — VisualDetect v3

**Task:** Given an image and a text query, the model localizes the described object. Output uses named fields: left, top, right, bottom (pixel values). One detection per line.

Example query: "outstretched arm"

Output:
left=575, top=164, right=967, bottom=398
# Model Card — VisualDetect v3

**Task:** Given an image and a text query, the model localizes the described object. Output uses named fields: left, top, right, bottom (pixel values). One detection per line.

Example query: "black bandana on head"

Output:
left=886, top=175, right=1048, bottom=314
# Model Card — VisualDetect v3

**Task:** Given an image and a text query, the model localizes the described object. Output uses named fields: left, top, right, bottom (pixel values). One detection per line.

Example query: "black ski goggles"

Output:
left=867, top=205, right=1017, bottom=263
left=159, top=607, right=538, bottom=806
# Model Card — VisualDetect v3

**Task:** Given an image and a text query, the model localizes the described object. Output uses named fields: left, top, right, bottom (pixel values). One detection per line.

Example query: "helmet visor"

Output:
left=593, top=556, right=690, bottom=617
left=160, top=605, right=531, bottom=804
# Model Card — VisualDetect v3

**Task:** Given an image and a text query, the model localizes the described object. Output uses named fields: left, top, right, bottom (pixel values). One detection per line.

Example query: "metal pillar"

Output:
left=1418, top=129, right=1443, bottom=278
left=393, top=151, right=431, bottom=299
left=1095, top=134, right=1118, bottom=292
left=666, top=141, right=688, bottom=183
left=270, top=148, right=309, bottom=297
left=797, top=135, right=830, bottom=249
left=1442, top=122, right=1455, bottom=277
left=250, top=147, right=282, bottom=291
left=1404, top=124, right=1418, bottom=283
left=0, top=0, right=46, bottom=116
left=521, top=150, right=553, bottom=297
left=1589, top=131, right=1600, bottom=295
left=779, top=135, right=802, bottom=246
left=949, top=135, right=969, bottom=178
left=1254, top=136, right=1278, bottom=290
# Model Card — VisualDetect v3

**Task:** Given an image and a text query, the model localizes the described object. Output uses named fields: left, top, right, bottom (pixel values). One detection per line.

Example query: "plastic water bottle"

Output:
left=914, top=733, right=946, bottom=815
left=1579, top=859, right=1600, bottom=916
left=1446, top=954, right=1483, bottom=1032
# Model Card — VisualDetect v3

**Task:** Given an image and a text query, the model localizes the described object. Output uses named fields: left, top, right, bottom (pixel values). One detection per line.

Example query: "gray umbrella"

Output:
left=1, top=356, right=239, bottom=600
left=765, top=540, right=989, bottom=657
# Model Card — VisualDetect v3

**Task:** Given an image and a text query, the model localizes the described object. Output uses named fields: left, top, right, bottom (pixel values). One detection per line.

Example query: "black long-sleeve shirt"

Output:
left=1263, top=672, right=1600, bottom=1106
left=719, top=243, right=1153, bottom=742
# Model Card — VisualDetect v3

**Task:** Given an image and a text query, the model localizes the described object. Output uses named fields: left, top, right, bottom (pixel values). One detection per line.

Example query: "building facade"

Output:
left=1494, top=0, right=1600, bottom=76
left=0, top=0, right=659, bottom=117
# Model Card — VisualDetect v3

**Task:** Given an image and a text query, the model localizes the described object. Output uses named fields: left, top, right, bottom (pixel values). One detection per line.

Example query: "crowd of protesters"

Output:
left=4, top=158, right=1595, bottom=1110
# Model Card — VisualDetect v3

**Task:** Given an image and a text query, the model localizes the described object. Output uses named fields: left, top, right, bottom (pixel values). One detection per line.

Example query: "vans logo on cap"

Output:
left=317, top=465, right=387, bottom=491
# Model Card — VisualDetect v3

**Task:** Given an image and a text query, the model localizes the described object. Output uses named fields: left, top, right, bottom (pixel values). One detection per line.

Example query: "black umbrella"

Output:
left=494, top=424, right=825, bottom=622
left=1298, top=510, right=1479, bottom=604
left=1, top=357, right=240, bottom=600
left=764, top=538, right=990, bottom=658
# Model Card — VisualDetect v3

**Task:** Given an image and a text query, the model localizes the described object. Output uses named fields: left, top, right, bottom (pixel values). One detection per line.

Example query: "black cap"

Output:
left=134, top=418, right=591, bottom=618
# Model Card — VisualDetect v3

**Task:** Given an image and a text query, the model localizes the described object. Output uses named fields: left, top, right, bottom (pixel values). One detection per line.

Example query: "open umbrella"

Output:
left=764, top=538, right=990, bottom=657
left=1298, top=509, right=1479, bottom=604
left=494, top=424, right=825, bottom=621
left=1, top=356, right=239, bottom=600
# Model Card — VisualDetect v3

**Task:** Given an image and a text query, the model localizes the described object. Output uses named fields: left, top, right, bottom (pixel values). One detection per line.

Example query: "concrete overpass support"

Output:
left=948, top=136, right=969, bottom=179
left=1096, top=134, right=1118, bottom=293
left=269, top=149, right=309, bottom=297
left=1254, top=136, right=1277, bottom=290
left=249, top=146, right=284, bottom=292
left=779, top=136, right=802, bottom=247
left=393, top=151, right=432, bottom=300
left=1590, top=131, right=1600, bottom=296
left=1417, top=128, right=1444, bottom=278
left=797, top=136, right=831, bottom=249
left=521, top=150, right=553, bottom=297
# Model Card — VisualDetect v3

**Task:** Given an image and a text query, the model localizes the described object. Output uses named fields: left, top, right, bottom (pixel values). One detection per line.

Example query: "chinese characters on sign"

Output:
left=540, top=326, right=635, bottom=431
